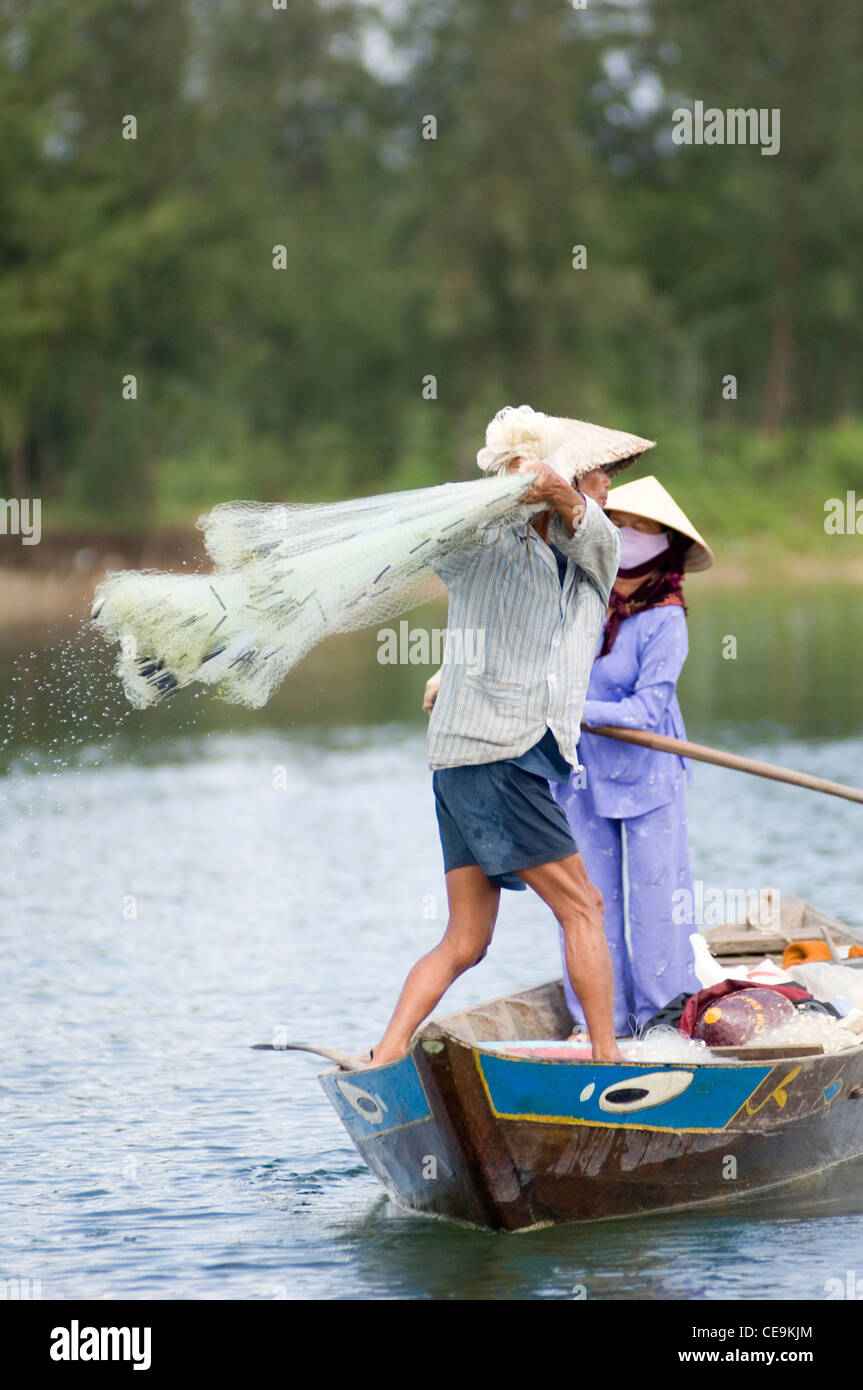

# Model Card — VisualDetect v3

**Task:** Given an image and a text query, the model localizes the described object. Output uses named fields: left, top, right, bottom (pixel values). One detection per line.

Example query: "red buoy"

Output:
left=693, top=987, right=796, bottom=1046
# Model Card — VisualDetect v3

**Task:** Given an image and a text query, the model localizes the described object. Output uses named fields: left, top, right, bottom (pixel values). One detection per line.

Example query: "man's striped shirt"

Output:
left=427, top=497, right=620, bottom=771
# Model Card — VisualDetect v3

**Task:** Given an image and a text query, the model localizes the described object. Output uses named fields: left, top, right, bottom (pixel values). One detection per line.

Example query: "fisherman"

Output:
left=369, top=405, right=655, bottom=1066
left=553, top=475, right=714, bottom=1038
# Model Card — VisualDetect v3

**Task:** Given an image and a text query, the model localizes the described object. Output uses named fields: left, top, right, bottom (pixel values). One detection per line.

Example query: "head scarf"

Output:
left=600, top=531, right=690, bottom=657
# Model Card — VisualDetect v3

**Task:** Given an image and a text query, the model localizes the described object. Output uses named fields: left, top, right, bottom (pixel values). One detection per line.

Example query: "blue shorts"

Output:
left=432, top=757, right=578, bottom=892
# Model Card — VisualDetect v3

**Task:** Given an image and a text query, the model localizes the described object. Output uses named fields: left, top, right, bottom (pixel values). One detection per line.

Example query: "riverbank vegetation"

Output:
left=2, top=0, right=861, bottom=555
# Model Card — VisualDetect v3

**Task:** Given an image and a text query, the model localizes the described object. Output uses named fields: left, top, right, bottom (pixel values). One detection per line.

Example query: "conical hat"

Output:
left=605, top=474, right=714, bottom=572
left=476, top=405, right=655, bottom=481
left=546, top=415, right=656, bottom=480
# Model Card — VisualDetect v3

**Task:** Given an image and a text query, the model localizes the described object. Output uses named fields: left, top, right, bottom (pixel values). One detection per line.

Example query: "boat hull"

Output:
left=320, top=1024, right=863, bottom=1231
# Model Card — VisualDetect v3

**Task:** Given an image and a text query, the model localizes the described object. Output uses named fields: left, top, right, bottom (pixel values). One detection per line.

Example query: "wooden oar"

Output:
left=250, top=1041, right=364, bottom=1071
left=583, top=724, right=863, bottom=806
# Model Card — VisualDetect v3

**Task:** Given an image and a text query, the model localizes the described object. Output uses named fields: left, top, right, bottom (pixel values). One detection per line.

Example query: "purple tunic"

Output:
left=578, top=604, right=691, bottom=817
left=553, top=604, right=700, bottom=1032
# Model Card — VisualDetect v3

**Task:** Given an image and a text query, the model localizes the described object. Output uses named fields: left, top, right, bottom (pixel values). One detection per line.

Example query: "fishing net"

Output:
left=92, top=471, right=540, bottom=709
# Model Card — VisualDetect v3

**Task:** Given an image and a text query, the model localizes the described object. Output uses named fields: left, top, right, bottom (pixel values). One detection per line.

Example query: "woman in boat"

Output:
left=554, top=475, right=714, bottom=1039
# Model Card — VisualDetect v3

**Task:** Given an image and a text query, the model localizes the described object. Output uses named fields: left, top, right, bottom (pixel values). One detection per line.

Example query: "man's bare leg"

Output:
left=369, top=866, right=501, bottom=1066
left=516, top=854, right=622, bottom=1062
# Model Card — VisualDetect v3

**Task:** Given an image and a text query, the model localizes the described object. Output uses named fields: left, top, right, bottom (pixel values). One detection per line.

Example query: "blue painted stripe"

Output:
left=477, top=1053, right=773, bottom=1131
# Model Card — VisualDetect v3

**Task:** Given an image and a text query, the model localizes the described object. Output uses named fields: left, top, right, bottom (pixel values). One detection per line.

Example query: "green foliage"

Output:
left=625, top=420, right=863, bottom=551
left=0, top=0, right=861, bottom=543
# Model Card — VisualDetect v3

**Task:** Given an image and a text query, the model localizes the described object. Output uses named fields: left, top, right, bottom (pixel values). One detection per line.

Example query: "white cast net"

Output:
left=92, top=471, right=540, bottom=709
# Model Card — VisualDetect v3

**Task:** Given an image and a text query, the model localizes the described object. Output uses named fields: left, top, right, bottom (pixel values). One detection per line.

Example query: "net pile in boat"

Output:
left=91, top=471, right=539, bottom=709
left=757, top=1011, right=859, bottom=1054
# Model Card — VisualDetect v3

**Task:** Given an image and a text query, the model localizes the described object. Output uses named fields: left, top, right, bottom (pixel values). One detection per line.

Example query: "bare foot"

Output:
left=362, top=1043, right=406, bottom=1069
left=591, top=1043, right=624, bottom=1062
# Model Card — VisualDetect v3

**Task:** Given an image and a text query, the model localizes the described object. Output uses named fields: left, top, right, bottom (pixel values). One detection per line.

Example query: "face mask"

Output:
left=617, top=526, right=669, bottom=569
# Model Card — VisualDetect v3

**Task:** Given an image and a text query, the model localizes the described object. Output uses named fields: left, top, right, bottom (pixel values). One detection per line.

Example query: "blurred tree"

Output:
left=386, top=0, right=666, bottom=475
left=0, top=0, right=208, bottom=511
left=625, top=0, right=863, bottom=432
left=0, top=0, right=860, bottom=527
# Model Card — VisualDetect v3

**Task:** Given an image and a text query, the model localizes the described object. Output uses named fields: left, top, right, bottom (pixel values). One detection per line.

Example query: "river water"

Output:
left=1, top=585, right=862, bottom=1300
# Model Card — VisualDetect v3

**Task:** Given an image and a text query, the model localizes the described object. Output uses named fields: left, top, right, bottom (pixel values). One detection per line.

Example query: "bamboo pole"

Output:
left=583, top=724, right=863, bottom=806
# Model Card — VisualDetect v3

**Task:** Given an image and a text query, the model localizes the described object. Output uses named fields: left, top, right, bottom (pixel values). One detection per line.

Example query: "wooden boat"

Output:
left=315, top=895, right=863, bottom=1231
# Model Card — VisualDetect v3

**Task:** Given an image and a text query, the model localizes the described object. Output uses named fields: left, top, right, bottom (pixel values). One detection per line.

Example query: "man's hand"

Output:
left=422, top=668, right=442, bottom=714
left=516, top=462, right=585, bottom=535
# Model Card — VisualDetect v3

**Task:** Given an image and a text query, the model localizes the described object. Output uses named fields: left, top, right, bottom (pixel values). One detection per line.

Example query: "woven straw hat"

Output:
left=605, top=474, right=714, bottom=572
left=476, top=405, right=655, bottom=481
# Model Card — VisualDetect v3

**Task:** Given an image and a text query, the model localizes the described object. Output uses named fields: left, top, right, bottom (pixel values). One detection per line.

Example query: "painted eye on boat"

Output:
left=336, top=1079, right=389, bottom=1125
left=598, top=1070, right=695, bottom=1113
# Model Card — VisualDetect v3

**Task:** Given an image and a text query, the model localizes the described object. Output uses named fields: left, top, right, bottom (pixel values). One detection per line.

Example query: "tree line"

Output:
left=1, top=0, right=861, bottom=532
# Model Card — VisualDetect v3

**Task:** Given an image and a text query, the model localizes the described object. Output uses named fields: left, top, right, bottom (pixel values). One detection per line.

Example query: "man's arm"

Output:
left=548, top=498, right=620, bottom=605
left=519, top=464, right=620, bottom=605
left=516, top=463, right=586, bottom=534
